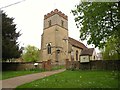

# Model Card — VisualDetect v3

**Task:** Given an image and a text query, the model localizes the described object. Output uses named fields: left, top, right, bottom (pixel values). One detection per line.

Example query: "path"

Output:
left=1, top=69, right=65, bottom=89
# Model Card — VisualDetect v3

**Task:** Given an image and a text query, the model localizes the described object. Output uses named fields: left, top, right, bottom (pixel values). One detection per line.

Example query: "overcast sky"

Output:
left=1, top=0, right=100, bottom=52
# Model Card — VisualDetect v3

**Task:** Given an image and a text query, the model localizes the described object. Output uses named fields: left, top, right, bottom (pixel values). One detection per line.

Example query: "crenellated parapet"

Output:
left=44, top=9, right=68, bottom=20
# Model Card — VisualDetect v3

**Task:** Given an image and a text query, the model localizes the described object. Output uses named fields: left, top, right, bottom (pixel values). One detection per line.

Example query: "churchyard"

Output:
left=1, top=65, right=64, bottom=80
left=1, top=69, right=43, bottom=80
left=16, top=70, right=119, bottom=88
left=2, top=60, right=120, bottom=89
left=2, top=1, right=120, bottom=89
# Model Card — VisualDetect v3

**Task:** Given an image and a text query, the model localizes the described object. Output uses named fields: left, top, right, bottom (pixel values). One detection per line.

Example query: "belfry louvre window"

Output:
left=48, top=20, right=51, bottom=27
left=47, top=43, right=51, bottom=54
left=61, top=20, right=64, bottom=27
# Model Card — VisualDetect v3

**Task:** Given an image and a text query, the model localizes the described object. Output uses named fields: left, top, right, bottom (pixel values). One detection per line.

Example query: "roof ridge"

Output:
left=80, top=48, right=94, bottom=56
left=68, top=37, right=87, bottom=49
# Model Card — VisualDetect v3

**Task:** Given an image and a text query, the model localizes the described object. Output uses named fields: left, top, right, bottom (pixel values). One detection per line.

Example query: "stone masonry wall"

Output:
left=66, top=59, right=120, bottom=70
left=2, top=60, right=52, bottom=71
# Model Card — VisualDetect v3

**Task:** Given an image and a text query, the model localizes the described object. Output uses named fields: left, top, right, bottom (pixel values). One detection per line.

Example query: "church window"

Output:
left=47, top=43, right=51, bottom=54
left=94, top=56, right=95, bottom=60
left=76, top=50, right=78, bottom=61
left=48, top=20, right=51, bottom=27
left=61, top=20, right=64, bottom=27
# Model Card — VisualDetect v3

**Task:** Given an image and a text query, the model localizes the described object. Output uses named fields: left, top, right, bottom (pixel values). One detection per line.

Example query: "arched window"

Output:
left=47, top=43, right=51, bottom=54
left=94, top=56, right=95, bottom=60
left=76, top=50, right=78, bottom=61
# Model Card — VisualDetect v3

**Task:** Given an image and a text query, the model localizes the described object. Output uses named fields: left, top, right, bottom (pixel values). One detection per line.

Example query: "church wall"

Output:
left=44, top=14, right=57, bottom=29
left=56, top=15, right=68, bottom=29
left=41, top=26, right=56, bottom=61
left=73, top=46, right=82, bottom=61
left=68, top=43, right=72, bottom=61
left=44, top=14, right=68, bottom=30
left=42, top=26, right=68, bottom=63
left=68, top=45, right=82, bottom=61
left=90, top=49, right=97, bottom=60
left=55, top=26, right=68, bottom=51
left=53, top=26, right=68, bottom=63
left=43, top=27, right=56, bottom=47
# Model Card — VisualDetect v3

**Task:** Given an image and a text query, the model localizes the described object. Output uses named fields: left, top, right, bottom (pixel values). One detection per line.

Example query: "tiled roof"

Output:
left=68, top=37, right=87, bottom=49
left=80, top=48, right=94, bottom=56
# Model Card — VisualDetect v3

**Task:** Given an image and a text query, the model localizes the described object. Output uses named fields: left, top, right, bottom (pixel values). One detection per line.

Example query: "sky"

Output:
left=1, top=0, right=100, bottom=52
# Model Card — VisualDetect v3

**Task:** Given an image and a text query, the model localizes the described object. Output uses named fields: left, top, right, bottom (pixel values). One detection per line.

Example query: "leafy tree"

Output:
left=2, top=11, right=22, bottom=61
left=102, top=36, right=119, bottom=60
left=22, top=45, right=40, bottom=62
left=72, top=2, right=120, bottom=57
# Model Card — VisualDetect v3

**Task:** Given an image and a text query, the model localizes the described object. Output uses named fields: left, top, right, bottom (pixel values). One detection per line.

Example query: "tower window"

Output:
left=48, top=20, right=51, bottom=27
left=47, top=43, right=51, bottom=54
left=61, top=20, right=64, bottom=27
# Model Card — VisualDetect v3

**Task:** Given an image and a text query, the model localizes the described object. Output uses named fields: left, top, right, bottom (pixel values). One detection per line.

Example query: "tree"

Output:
left=71, top=2, right=120, bottom=58
left=102, top=36, right=119, bottom=60
left=22, top=45, right=40, bottom=62
left=2, top=11, right=22, bottom=61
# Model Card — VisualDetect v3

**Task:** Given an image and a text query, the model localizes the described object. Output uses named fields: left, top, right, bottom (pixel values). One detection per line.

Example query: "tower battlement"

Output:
left=44, top=9, right=68, bottom=20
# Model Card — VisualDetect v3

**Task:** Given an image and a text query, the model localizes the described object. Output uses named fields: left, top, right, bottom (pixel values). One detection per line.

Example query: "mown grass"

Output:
left=1, top=65, right=65, bottom=80
left=1, top=69, right=43, bottom=80
left=16, top=70, right=120, bottom=88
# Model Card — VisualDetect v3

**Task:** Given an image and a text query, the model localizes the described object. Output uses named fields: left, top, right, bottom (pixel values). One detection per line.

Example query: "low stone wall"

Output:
left=2, top=60, right=65, bottom=71
left=66, top=60, right=120, bottom=71
left=2, top=62, right=42, bottom=71
left=42, top=60, right=52, bottom=71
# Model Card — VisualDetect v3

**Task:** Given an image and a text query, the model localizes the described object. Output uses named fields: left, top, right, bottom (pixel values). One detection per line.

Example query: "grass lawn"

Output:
left=1, top=65, right=65, bottom=80
left=1, top=70, right=42, bottom=80
left=16, top=70, right=120, bottom=88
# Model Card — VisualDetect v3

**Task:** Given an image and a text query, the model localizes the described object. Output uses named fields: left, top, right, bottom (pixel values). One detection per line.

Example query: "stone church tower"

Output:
left=41, top=9, right=68, bottom=64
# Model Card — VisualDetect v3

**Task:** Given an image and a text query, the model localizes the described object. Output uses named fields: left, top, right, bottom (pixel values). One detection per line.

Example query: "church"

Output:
left=41, top=9, right=97, bottom=64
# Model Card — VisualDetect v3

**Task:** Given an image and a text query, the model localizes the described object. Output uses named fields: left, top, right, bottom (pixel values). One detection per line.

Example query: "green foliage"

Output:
left=22, top=45, right=40, bottom=62
left=2, top=11, right=22, bottom=61
left=102, top=36, right=120, bottom=60
left=17, top=70, right=119, bottom=88
left=72, top=2, right=120, bottom=53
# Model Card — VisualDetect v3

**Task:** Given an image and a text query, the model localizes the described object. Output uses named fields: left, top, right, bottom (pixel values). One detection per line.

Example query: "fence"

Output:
left=66, top=60, right=120, bottom=71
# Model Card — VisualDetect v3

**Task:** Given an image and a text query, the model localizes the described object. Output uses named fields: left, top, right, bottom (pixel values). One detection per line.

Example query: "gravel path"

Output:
left=1, top=69, right=65, bottom=89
